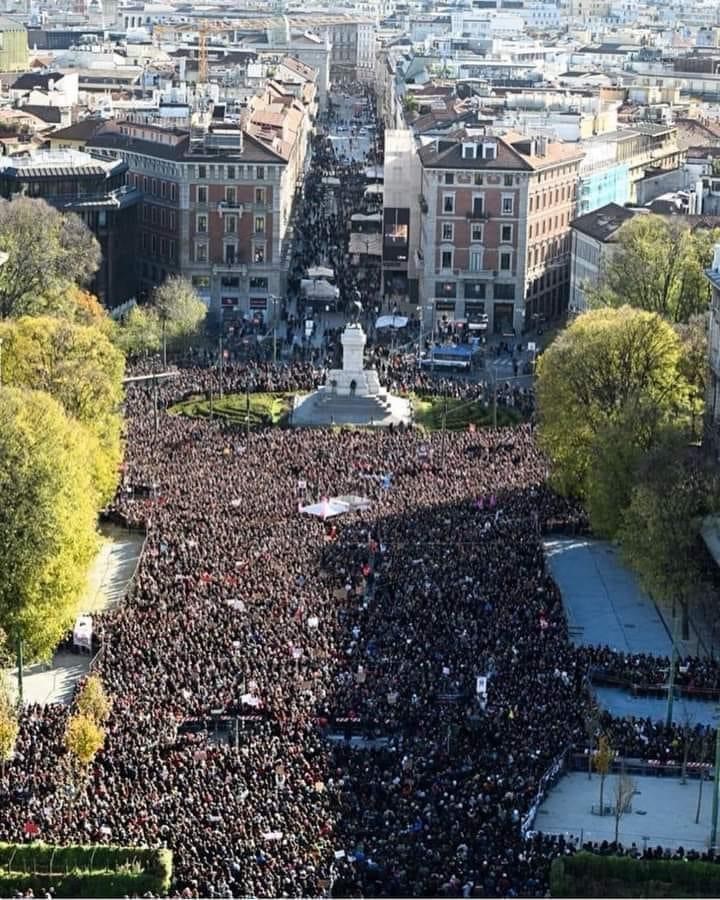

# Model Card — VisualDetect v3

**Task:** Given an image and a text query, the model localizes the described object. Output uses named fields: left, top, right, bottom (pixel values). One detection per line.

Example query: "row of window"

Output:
left=435, top=280, right=515, bottom=301
left=197, top=186, right=266, bottom=206
left=441, top=193, right=515, bottom=217
left=529, top=235, right=571, bottom=269
left=143, top=204, right=177, bottom=230
left=440, top=222, right=514, bottom=243
left=133, top=174, right=178, bottom=201
left=528, top=184, right=575, bottom=212
left=196, top=164, right=267, bottom=181
left=193, top=241, right=267, bottom=265
left=191, top=275, right=269, bottom=291
left=443, top=171, right=513, bottom=186
left=439, top=248, right=514, bottom=273
left=140, top=231, right=177, bottom=262
left=528, top=210, right=571, bottom=238
left=195, top=214, right=265, bottom=235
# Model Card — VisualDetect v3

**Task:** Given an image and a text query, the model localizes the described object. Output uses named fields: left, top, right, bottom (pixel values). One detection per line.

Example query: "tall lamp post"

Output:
left=269, top=295, right=279, bottom=364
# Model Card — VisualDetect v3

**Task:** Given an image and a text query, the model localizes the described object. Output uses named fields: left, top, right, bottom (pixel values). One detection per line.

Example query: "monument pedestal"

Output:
left=290, top=321, right=412, bottom=427
left=325, top=323, right=382, bottom=398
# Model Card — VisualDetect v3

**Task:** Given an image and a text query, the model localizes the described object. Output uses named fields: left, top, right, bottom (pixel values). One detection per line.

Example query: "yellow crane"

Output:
left=152, top=20, right=234, bottom=88
left=197, top=20, right=235, bottom=86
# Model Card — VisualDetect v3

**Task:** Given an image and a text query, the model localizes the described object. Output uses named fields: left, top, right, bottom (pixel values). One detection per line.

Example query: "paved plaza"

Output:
left=544, top=537, right=671, bottom=655
left=593, top=684, right=718, bottom=727
left=4, top=524, right=144, bottom=705
left=536, top=771, right=714, bottom=852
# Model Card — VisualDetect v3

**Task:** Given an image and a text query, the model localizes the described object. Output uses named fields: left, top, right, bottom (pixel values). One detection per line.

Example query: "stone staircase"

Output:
left=309, top=389, right=394, bottom=425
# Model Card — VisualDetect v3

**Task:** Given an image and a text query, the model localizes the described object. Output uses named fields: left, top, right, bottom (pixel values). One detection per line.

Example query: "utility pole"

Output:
left=219, top=333, right=224, bottom=400
left=161, top=315, right=167, bottom=369
left=272, top=297, right=278, bottom=365
left=15, top=632, right=23, bottom=705
left=440, top=388, right=448, bottom=466
left=245, top=383, right=250, bottom=440
left=666, top=616, right=679, bottom=729
left=153, top=376, right=159, bottom=439
left=493, top=367, right=498, bottom=430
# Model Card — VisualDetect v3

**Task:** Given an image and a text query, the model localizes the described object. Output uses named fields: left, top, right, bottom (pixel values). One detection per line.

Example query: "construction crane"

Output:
left=197, top=20, right=235, bottom=86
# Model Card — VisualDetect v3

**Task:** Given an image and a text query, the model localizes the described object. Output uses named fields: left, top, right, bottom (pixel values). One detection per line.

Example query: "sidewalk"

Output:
left=4, top=523, right=144, bottom=706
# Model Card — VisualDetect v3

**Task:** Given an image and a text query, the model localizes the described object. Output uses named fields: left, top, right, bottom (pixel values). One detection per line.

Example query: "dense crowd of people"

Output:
left=2, top=87, right=719, bottom=900
left=2, top=355, right=719, bottom=897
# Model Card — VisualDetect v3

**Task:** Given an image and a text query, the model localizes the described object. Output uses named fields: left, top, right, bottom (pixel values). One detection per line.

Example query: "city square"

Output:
left=0, top=4, right=719, bottom=900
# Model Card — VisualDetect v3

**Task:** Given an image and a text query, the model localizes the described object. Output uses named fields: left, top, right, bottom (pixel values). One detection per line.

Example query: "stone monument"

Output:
left=291, top=321, right=411, bottom=426
left=325, top=323, right=381, bottom=397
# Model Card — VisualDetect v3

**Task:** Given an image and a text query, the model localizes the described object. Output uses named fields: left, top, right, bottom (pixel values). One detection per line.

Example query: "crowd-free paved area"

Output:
left=536, top=771, right=713, bottom=851
left=544, top=537, right=670, bottom=655
left=81, top=523, right=144, bottom=613
left=4, top=524, right=144, bottom=705
left=593, top=684, right=718, bottom=727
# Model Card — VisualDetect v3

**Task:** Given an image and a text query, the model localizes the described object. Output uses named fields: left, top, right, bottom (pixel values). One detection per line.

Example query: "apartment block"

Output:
left=86, top=62, right=316, bottom=317
left=417, top=132, right=584, bottom=335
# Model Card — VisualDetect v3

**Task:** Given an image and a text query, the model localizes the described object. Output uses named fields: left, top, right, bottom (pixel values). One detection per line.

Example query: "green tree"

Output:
left=65, top=712, right=105, bottom=770
left=0, top=681, right=18, bottom=774
left=0, top=197, right=101, bottom=319
left=76, top=673, right=111, bottom=726
left=587, top=216, right=720, bottom=323
left=151, top=276, right=207, bottom=356
left=585, top=408, right=649, bottom=537
left=114, top=305, right=162, bottom=356
left=536, top=307, right=693, bottom=503
left=619, top=434, right=719, bottom=637
left=675, top=312, right=708, bottom=438
left=0, top=388, right=98, bottom=664
left=0, top=316, right=124, bottom=504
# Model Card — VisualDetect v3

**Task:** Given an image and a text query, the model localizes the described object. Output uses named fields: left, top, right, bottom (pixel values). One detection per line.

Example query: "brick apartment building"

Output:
left=0, top=149, right=140, bottom=308
left=418, top=132, right=584, bottom=335
left=84, top=61, right=316, bottom=318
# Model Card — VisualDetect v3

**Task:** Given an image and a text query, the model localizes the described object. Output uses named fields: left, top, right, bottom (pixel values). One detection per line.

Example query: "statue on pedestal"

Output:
left=324, top=321, right=381, bottom=398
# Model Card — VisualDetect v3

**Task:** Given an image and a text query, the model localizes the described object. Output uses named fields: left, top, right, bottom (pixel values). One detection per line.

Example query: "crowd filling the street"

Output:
left=2, top=84, right=720, bottom=900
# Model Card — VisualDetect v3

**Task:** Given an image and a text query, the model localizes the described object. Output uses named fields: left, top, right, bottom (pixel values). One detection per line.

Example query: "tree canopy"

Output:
left=116, top=278, right=208, bottom=357
left=0, top=197, right=101, bottom=319
left=0, top=316, right=125, bottom=504
left=536, top=306, right=693, bottom=502
left=151, top=276, right=207, bottom=349
left=0, top=388, right=98, bottom=662
left=587, top=216, right=720, bottom=324
left=619, top=434, right=719, bottom=616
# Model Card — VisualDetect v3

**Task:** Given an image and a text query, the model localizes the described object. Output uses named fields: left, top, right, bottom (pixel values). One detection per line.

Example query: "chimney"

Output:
left=536, top=135, right=547, bottom=157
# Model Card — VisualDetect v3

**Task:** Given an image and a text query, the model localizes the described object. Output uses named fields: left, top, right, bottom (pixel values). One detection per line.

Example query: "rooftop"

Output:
left=0, top=148, right=125, bottom=179
left=570, top=202, right=636, bottom=243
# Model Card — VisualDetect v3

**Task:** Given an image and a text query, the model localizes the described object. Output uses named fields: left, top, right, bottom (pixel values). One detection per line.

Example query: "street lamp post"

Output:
left=269, top=295, right=279, bottom=364
left=665, top=616, right=679, bottom=729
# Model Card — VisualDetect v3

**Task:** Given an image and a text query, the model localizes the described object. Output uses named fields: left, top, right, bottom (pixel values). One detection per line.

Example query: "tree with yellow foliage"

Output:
left=65, top=712, right=105, bottom=770
left=0, top=316, right=124, bottom=504
left=0, top=388, right=98, bottom=666
left=76, top=673, right=111, bottom=726
left=0, top=682, right=18, bottom=775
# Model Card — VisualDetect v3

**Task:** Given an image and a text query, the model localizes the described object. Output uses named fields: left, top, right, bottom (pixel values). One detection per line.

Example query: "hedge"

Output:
left=169, top=392, right=292, bottom=429
left=0, top=844, right=172, bottom=898
left=410, top=395, right=524, bottom=431
left=551, top=852, right=720, bottom=898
